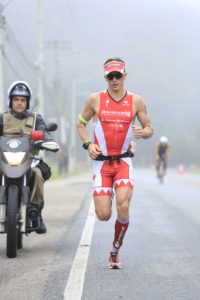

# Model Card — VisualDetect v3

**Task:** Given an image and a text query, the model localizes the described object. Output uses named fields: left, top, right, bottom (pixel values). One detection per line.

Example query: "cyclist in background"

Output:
left=156, top=136, right=171, bottom=178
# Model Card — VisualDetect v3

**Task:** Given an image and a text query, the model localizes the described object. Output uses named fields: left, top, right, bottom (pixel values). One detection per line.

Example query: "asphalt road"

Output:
left=0, top=168, right=200, bottom=300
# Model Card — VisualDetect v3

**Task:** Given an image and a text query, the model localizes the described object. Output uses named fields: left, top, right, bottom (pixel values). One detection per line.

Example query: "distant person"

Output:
left=76, top=57, right=153, bottom=269
left=156, top=136, right=171, bottom=177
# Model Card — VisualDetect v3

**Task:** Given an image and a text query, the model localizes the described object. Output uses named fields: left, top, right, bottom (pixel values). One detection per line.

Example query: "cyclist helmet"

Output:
left=7, top=81, right=32, bottom=109
left=160, top=136, right=168, bottom=144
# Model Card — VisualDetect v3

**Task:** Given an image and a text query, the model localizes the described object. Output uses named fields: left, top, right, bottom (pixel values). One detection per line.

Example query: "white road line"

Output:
left=63, top=199, right=96, bottom=300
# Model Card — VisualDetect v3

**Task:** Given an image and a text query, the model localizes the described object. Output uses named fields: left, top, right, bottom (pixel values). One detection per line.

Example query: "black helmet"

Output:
left=7, top=81, right=32, bottom=109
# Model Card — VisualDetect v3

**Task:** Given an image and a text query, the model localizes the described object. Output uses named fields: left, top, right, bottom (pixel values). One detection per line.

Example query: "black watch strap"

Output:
left=82, top=141, right=92, bottom=150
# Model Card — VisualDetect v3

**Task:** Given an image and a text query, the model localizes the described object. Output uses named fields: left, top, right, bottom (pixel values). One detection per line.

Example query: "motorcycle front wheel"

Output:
left=6, top=185, right=19, bottom=258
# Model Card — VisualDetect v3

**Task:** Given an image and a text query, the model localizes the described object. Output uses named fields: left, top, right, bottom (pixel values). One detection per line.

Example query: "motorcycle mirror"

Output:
left=41, top=141, right=60, bottom=152
left=31, top=131, right=45, bottom=140
left=46, top=122, right=57, bottom=132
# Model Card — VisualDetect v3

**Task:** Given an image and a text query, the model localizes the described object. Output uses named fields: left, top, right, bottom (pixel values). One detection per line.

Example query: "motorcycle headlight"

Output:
left=3, top=152, right=26, bottom=166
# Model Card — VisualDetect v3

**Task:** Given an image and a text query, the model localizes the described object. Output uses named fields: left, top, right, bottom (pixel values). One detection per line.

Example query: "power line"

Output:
left=54, top=0, right=71, bottom=38
left=0, top=1, right=6, bottom=109
left=3, top=52, right=22, bottom=78
left=4, top=0, right=13, bottom=8
left=64, top=0, right=85, bottom=47
left=6, top=22, right=35, bottom=71
left=4, top=1, right=33, bottom=52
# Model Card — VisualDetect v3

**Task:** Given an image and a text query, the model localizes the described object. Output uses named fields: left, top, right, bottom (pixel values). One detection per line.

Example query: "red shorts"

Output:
left=92, top=157, right=134, bottom=197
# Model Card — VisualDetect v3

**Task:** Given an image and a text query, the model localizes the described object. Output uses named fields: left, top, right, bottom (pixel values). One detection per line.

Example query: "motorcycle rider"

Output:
left=0, top=81, right=53, bottom=234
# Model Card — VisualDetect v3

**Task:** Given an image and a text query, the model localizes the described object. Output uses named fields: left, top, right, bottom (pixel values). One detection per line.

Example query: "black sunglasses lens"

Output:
left=107, top=72, right=123, bottom=80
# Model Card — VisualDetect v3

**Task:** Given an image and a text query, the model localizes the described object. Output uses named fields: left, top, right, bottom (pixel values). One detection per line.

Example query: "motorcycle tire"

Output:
left=6, top=185, right=19, bottom=258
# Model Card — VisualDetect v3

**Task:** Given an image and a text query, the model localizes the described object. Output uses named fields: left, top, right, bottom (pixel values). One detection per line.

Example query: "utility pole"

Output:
left=68, top=79, right=91, bottom=172
left=68, top=80, right=76, bottom=172
left=36, top=0, right=44, bottom=115
left=0, top=2, right=5, bottom=111
left=45, top=41, right=69, bottom=141
left=53, top=41, right=62, bottom=144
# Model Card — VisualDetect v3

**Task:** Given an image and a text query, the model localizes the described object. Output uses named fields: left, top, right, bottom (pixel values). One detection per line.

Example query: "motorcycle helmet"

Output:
left=7, top=81, right=32, bottom=109
left=160, top=136, right=168, bottom=144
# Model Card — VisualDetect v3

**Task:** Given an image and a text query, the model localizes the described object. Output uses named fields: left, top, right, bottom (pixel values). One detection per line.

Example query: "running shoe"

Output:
left=108, top=252, right=122, bottom=269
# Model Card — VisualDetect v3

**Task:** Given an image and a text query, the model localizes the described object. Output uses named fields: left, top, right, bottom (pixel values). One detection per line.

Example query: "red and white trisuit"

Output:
left=92, top=90, right=135, bottom=197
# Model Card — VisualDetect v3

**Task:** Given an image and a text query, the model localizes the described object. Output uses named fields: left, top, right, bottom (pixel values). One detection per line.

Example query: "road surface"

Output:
left=0, top=168, right=200, bottom=300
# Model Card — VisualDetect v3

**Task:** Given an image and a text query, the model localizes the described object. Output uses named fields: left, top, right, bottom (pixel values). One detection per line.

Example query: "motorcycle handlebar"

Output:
left=31, top=140, right=60, bottom=152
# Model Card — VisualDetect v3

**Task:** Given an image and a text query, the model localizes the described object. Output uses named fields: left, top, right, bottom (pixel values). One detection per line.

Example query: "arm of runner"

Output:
left=76, top=93, right=102, bottom=159
left=133, top=95, right=153, bottom=139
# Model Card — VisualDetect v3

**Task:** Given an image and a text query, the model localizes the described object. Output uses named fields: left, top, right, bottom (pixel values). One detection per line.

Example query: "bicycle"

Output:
left=156, top=157, right=167, bottom=184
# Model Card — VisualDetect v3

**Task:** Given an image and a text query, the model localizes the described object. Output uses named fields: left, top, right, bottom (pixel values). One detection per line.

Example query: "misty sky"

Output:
left=2, top=0, right=200, bottom=165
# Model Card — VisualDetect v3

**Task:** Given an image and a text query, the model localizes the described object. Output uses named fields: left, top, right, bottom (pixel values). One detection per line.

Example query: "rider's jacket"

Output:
left=0, top=110, right=51, bottom=155
left=94, top=90, right=134, bottom=156
left=3, top=111, right=36, bottom=136
left=0, top=110, right=47, bottom=137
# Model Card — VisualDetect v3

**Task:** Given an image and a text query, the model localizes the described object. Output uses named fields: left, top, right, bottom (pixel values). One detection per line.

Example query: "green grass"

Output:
left=186, top=180, right=200, bottom=186
left=186, top=166, right=200, bottom=174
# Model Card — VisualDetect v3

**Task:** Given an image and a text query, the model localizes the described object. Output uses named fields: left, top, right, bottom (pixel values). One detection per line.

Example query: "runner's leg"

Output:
left=156, top=158, right=161, bottom=176
left=111, top=158, right=134, bottom=253
left=93, top=195, right=112, bottom=221
left=163, top=158, right=167, bottom=173
left=112, top=186, right=133, bottom=250
left=108, top=185, right=133, bottom=269
left=92, top=160, right=113, bottom=221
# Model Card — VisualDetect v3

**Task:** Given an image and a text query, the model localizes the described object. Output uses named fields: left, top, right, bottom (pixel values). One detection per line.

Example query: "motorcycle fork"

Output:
left=20, top=175, right=27, bottom=233
left=0, top=175, right=6, bottom=233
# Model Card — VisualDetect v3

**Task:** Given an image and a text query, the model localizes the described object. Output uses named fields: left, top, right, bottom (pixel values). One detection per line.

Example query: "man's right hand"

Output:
left=88, top=144, right=102, bottom=160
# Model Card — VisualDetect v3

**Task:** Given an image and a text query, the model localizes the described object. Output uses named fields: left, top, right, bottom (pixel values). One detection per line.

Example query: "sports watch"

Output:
left=82, top=141, right=92, bottom=150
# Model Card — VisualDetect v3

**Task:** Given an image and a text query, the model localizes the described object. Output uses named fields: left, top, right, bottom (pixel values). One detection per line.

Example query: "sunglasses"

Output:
left=106, top=72, right=123, bottom=80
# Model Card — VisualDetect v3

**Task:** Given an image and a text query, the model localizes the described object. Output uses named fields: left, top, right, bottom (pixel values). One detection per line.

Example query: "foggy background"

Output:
left=0, top=0, right=199, bottom=171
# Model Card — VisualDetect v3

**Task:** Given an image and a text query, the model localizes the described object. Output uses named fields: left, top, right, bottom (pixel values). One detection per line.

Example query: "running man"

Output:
left=76, top=57, right=153, bottom=268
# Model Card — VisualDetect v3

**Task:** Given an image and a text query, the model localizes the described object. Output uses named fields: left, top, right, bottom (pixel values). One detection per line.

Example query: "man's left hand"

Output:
left=133, top=125, right=145, bottom=139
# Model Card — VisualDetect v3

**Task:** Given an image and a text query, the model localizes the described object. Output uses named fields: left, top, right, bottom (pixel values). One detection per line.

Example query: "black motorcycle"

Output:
left=0, top=123, right=59, bottom=258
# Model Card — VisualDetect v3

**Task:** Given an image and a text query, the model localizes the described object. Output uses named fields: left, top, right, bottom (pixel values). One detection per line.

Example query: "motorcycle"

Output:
left=0, top=123, right=59, bottom=258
